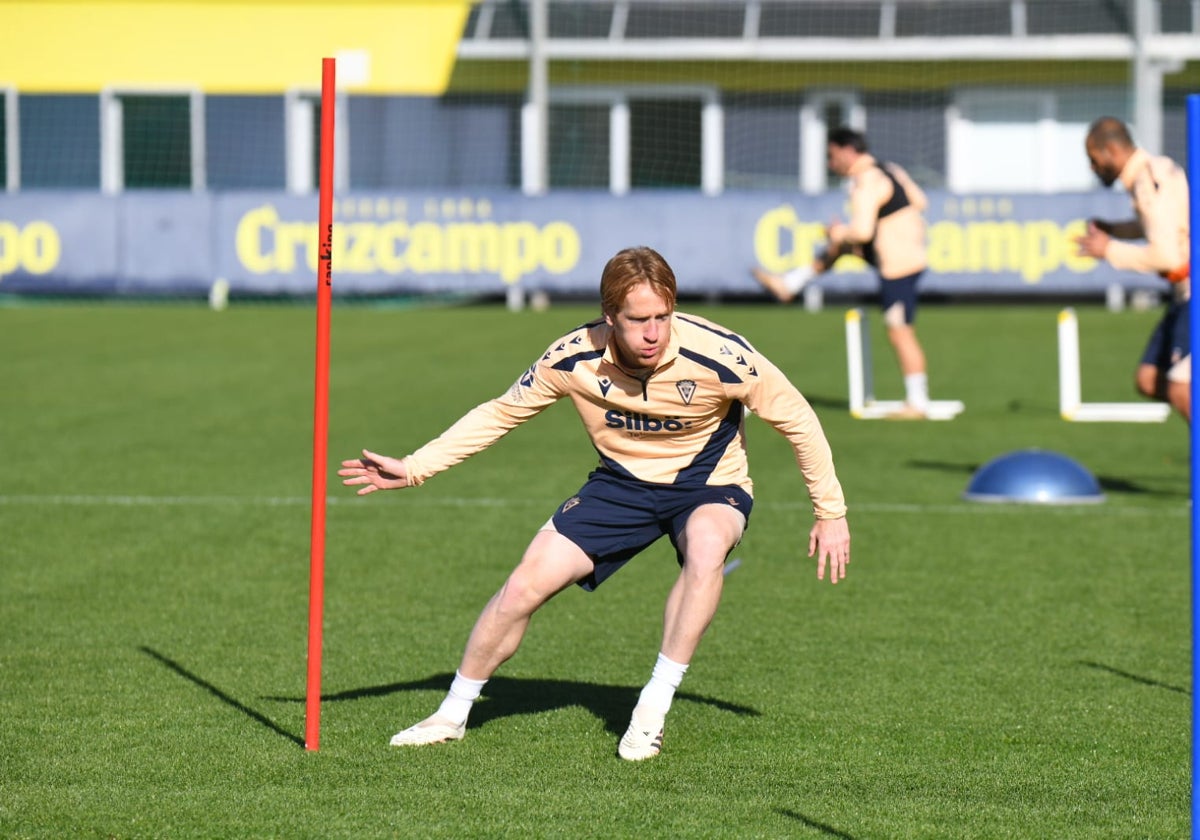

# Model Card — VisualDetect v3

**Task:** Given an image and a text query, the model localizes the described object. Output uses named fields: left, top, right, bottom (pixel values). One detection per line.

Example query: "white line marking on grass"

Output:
left=0, top=494, right=1186, bottom=517
left=0, top=494, right=321, bottom=506
left=760, top=500, right=1189, bottom=517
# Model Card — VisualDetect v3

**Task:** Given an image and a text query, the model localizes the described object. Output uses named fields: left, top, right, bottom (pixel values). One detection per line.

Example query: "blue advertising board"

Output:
left=0, top=190, right=1164, bottom=298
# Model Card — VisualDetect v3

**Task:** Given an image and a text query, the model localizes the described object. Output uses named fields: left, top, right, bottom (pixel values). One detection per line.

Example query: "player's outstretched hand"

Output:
left=1074, top=221, right=1110, bottom=259
left=809, top=517, right=850, bottom=584
left=338, top=449, right=411, bottom=495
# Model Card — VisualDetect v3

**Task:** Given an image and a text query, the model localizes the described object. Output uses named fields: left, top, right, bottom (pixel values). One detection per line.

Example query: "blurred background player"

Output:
left=340, top=246, right=851, bottom=761
left=753, top=127, right=933, bottom=419
left=1074, top=116, right=1191, bottom=424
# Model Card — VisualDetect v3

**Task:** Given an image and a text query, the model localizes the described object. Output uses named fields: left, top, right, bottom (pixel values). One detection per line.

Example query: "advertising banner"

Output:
left=0, top=190, right=1164, bottom=299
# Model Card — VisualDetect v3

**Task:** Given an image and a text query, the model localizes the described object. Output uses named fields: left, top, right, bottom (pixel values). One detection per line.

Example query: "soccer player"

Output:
left=339, top=246, right=851, bottom=761
left=752, top=127, right=932, bottom=419
left=1074, top=116, right=1191, bottom=424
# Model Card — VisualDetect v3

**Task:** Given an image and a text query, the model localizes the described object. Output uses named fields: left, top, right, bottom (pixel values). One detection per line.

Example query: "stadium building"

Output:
left=0, top=0, right=1197, bottom=299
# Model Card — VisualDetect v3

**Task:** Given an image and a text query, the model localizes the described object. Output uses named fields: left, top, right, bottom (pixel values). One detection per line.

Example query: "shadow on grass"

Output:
left=266, top=673, right=760, bottom=737
left=1091, top=474, right=1187, bottom=497
left=907, top=459, right=1186, bottom=498
left=139, top=646, right=304, bottom=747
left=776, top=809, right=858, bottom=839
left=907, top=459, right=978, bottom=475
left=1078, top=660, right=1189, bottom=695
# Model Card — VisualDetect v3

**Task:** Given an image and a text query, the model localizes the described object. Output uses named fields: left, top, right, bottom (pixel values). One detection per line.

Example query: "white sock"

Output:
left=636, top=652, right=689, bottom=718
left=782, top=265, right=816, bottom=295
left=436, top=670, right=487, bottom=726
left=904, top=373, right=929, bottom=411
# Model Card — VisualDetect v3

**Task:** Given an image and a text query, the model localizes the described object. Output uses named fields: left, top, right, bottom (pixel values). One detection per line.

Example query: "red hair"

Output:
left=599, top=247, right=677, bottom=315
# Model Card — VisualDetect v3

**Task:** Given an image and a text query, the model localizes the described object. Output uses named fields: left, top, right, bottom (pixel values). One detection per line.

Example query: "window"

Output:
left=630, top=99, right=701, bottom=188
left=863, top=91, right=949, bottom=190
left=542, top=87, right=719, bottom=194
left=207, top=96, right=286, bottom=190
left=625, top=1, right=745, bottom=38
left=800, top=91, right=864, bottom=193
left=100, top=88, right=204, bottom=193
left=122, top=96, right=192, bottom=188
left=948, top=89, right=1125, bottom=193
left=20, top=95, right=100, bottom=189
left=724, top=93, right=802, bottom=190
left=758, top=2, right=880, bottom=37
left=549, top=103, right=610, bottom=188
left=348, top=95, right=518, bottom=189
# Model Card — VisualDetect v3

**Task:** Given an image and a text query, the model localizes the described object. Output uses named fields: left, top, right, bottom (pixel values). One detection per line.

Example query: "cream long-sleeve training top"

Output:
left=403, top=311, right=847, bottom=520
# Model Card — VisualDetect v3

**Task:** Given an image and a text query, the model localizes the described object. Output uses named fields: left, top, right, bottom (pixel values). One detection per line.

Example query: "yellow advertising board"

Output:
left=0, top=1, right=470, bottom=94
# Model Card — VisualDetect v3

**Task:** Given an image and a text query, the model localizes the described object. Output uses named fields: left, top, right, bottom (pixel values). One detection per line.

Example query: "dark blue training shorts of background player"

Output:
left=880, top=271, right=922, bottom=325
left=551, top=468, right=753, bottom=592
left=1140, top=298, right=1190, bottom=373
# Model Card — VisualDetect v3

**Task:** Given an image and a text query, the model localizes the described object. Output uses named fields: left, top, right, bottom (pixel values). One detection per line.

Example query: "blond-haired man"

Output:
left=341, top=246, right=851, bottom=761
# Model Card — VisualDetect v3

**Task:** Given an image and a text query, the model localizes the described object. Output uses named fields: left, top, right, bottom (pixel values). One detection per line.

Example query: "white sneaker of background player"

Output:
left=781, top=265, right=816, bottom=296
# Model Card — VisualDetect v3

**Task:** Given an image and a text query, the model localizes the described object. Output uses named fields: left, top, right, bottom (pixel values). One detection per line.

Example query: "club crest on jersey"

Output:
left=676, top=379, right=697, bottom=404
left=598, top=377, right=613, bottom=397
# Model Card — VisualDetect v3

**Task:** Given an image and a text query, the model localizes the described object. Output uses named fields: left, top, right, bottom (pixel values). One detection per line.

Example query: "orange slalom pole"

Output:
left=305, top=56, right=336, bottom=752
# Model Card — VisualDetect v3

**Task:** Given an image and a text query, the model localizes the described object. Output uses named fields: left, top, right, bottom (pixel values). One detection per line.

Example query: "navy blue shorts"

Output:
left=1140, top=299, right=1190, bottom=374
left=879, top=271, right=922, bottom=325
left=551, top=469, right=753, bottom=592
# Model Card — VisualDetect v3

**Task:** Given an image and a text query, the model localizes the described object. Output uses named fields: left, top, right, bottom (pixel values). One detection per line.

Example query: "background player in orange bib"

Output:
left=1075, top=116, right=1191, bottom=424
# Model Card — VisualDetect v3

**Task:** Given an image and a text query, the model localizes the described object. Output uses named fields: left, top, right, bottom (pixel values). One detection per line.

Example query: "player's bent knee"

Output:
left=680, top=505, right=745, bottom=567
left=1167, top=380, right=1190, bottom=413
left=1134, top=365, right=1160, bottom=399
left=883, top=303, right=910, bottom=330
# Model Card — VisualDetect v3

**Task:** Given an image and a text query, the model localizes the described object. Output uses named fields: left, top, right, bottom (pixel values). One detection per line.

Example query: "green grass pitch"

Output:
left=0, top=300, right=1188, bottom=839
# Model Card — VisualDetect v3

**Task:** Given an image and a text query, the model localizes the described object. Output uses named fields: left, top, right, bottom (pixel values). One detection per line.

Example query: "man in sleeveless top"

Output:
left=1074, top=116, right=1191, bottom=424
left=753, top=127, right=933, bottom=419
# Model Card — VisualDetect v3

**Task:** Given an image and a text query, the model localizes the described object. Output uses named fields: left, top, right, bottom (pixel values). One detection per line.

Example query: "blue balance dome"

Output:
left=963, top=449, right=1104, bottom=505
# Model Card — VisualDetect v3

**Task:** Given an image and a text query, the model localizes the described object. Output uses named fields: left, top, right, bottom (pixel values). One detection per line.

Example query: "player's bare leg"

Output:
left=619, top=504, right=744, bottom=761
left=751, top=264, right=818, bottom=303
left=1140, top=360, right=1191, bottom=423
left=391, top=529, right=593, bottom=746
left=459, top=530, right=592, bottom=677
left=1135, top=362, right=1162, bottom=402
left=1167, top=380, right=1191, bottom=423
left=886, top=322, right=929, bottom=419
left=660, top=505, right=744, bottom=661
